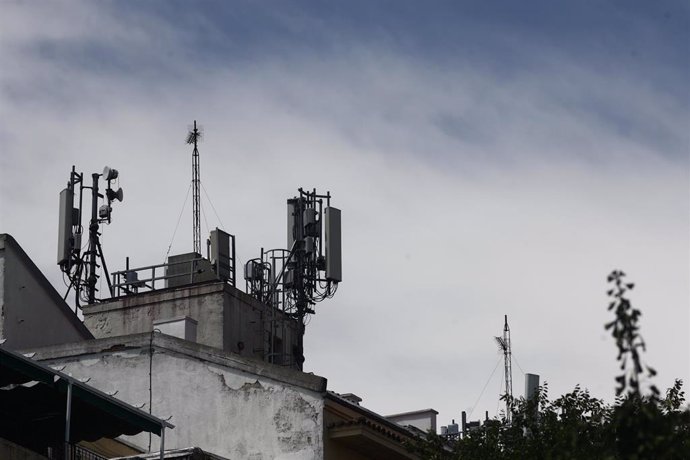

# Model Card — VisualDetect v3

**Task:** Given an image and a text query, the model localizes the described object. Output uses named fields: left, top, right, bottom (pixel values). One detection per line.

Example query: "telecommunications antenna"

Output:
left=186, top=120, right=202, bottom=255
left=494, top=315, right=513, bottom=423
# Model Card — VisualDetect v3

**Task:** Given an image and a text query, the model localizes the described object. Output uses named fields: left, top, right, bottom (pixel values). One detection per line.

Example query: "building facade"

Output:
left=2, top=233, right=428, bottom=459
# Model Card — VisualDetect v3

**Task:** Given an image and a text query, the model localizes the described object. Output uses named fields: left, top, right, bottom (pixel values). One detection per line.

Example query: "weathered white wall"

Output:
left=83, top=284, right=226, bottom=349
left=41, top=342, right=325, bottom=460
left=84, top=282, right=304, bottom=366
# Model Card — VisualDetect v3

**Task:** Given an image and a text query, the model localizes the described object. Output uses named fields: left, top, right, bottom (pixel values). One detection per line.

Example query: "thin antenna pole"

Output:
left=503, top=315, right=513, bottom=423
left=189, top=120, right=202, bottom=255
left=87, top=173, right=100, bottom=304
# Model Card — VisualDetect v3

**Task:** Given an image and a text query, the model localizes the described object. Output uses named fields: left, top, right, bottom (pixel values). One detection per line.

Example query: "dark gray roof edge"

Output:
left=0, top=233, right=93, bottom=340
left=26, top=332, right=328, bottom=394
left=326, top=391, right=421, bottom=438
left=93, top=280, right=226, bottom=309
left=0, top=346, right=172, bottom=431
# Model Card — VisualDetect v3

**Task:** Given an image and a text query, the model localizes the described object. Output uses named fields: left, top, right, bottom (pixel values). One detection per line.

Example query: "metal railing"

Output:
left=110, top=237, right=236, bottom=298
left=48, top=443, right=107, bottom=460
left=111, top=257, right=212, bottom=296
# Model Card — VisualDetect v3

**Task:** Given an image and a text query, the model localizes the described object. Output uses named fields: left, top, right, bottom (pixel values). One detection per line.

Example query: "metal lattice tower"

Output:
left=495, top=315, right=514, bottom=423
left=187, top=120, right=202, bottom=255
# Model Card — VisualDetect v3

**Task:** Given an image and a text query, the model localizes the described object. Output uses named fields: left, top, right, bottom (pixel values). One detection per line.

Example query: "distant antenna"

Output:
left=187, top=120, right=202, bottom=255
left=495, top=315, right=513, bottom=423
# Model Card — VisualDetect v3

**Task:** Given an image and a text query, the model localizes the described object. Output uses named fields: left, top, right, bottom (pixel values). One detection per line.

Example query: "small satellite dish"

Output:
left=103, top=166, right=119, bottom=181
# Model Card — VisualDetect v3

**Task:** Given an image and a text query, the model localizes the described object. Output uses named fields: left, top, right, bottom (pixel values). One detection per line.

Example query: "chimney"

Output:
left=525, top=373, right=540, bottom=400
left=341, top=393, right=362, bottom=405
left=153, top=316, right=198, bottom=342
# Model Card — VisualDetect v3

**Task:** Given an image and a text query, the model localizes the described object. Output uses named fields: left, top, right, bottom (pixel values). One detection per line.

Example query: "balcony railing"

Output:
left=47, top=443, right=107, bottom=460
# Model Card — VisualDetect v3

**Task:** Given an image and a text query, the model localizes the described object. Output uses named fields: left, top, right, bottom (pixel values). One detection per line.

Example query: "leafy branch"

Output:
left=604, top=270, right=658, bottom=398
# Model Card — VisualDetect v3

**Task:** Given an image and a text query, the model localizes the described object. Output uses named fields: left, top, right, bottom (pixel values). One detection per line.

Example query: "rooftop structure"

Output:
left=0, top=138, right=435, bottom=459
left=1, top=229, right=430, bottom=459
left=0, top=234, right=92, bottom=351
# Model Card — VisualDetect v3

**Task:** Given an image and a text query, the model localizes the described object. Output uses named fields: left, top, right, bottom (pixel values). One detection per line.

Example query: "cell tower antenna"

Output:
left=494, top=314, right=514, bottom=423
left=57, top=165, right=123, bottom=308
left=187, top=120, right=202, bottom=255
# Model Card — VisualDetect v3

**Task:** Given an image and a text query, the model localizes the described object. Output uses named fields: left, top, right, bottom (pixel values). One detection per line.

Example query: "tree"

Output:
left=407, top=271, right=690, bottom=459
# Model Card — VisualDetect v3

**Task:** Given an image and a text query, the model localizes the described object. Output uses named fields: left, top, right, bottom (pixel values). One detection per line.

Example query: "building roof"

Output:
left=325, top=392, right=421, bottom=459
left=326, top=391, right=420, bottom=439
left=0, top=345, right=172, bottom=449
left=27, top=331, right=328, bottom=394
left=0, top=233, right=93, bottom=341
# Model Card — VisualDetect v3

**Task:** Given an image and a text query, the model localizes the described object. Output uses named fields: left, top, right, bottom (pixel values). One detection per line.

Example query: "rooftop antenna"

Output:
left=244, top=188, right=342, bottom=369
left=186, top=120, right=202, bottom=255
left=57, top=165, right=123, bottom=308
left=494, top=315, right=513, bottom=423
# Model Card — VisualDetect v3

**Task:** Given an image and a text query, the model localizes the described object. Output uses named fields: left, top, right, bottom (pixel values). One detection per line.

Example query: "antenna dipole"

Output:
left=187, top=120, right=202, bottom=255
left=503, top=315, right=513, bottom=422
left=495, top=315, right=514, bottom=423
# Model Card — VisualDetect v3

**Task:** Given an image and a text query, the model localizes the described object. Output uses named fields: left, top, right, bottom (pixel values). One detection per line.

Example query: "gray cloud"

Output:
left=1, top=1, right=688, bottom=423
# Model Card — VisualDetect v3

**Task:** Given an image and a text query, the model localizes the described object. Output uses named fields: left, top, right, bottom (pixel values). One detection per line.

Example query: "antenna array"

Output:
left=57, top=165, right=124, bottom=308
left=245, top=188, right=342, bottom=367
left=54, top=122, right=342, bottom=371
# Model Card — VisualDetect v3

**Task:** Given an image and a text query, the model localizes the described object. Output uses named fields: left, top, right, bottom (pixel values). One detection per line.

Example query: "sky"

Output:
left=1, top=0, right=688, bottom=425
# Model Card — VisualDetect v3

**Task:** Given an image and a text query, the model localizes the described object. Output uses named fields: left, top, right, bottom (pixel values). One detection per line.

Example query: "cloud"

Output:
left=1, top=1, right=688, bottom=423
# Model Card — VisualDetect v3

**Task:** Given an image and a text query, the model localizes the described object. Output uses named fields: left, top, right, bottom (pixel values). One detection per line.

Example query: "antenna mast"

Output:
left=58, top=165, right=123, bottom=308
left=187, top=120, right=202, bottom=255
left=495, top=315, right=514, bottom=423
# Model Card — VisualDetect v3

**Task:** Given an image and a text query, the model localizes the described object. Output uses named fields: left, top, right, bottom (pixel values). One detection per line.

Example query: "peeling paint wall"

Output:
left=83, top=285, right=226, bottom=349
left=43, top=347, right=324, bottom=460
left=82, top=283, right=303, bottom=366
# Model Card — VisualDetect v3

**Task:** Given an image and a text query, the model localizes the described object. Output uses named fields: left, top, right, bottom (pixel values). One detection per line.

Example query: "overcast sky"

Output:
left=1, top=0, right=688, bottom=425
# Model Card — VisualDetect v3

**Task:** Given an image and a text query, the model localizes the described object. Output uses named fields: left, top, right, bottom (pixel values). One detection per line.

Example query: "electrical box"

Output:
left=57, top=188, right=74, bottom=265
left=304, top=236, right=315, bottom=255
left=165, top=252, right=216, bottom=288
left=245, top=261, right=262, bottom=281
left=325, top=207, right=342, bottom=282
left=125, top=270, right=144, bottom=287
left=98, top=204, right=111, bottom=219
left=284, top=269, right=294, bottom=288
left=304, top=208, right=316, bottom=225
left=304, top=207, right=319, bottom=237
left=209, top=228, right=231, bottom=281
